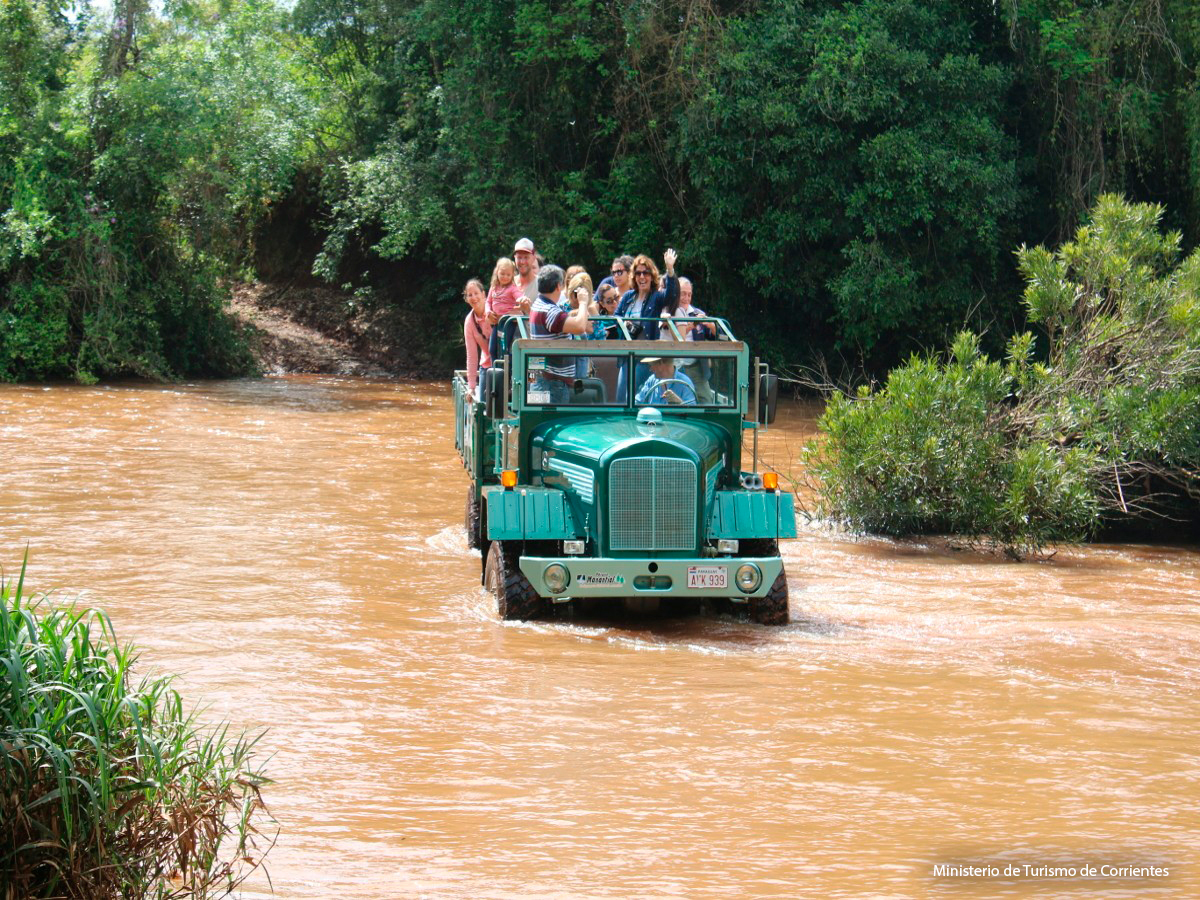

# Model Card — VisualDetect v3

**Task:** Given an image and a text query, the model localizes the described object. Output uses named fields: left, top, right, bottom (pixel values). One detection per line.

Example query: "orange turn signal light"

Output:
left=501, top=470, right=518, bottom=489
left=763, top=472, right=779, bottom=491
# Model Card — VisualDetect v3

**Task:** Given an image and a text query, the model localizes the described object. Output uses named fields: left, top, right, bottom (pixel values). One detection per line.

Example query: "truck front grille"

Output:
left=608, top=457, right=697, bottom=551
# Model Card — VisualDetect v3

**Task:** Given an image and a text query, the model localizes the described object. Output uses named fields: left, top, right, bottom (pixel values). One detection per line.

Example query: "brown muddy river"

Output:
left=1, top=377, right=1197, bottom=898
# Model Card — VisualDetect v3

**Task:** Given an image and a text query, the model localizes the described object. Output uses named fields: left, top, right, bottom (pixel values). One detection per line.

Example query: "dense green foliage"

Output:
left=6, top=1, right=1200, bottom=379
left=297, top=0, right=1027, bottom=367
left=293, top=0, right=1200, bottom=370
left=0, top=0, right=317, bottom=381
left=1, top=559, right=269, bottom=897
left=811, top=195, right=1200, bottom=551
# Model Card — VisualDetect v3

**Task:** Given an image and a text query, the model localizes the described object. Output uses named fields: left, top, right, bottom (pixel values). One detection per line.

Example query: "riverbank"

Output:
left=230, top=280, right=414, bottom=377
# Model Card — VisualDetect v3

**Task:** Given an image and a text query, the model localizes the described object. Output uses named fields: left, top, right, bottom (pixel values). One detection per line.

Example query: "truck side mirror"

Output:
left=483, top=367, right=506, bottom=419
left=758, top=373, right=778, bottom=425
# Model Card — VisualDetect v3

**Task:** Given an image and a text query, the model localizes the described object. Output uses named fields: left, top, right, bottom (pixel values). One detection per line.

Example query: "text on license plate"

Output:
left=687, top=566, right=727, bottom=589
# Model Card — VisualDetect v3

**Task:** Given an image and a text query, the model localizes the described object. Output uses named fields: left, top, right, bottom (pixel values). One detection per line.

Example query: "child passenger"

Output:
left=486, top=257, right=526, bottom=362
left=486, top=257, right=523, bottom=321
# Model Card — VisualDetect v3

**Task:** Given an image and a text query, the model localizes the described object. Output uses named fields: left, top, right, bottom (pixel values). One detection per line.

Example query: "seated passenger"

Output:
left=635, top=356, right=696, bottom=406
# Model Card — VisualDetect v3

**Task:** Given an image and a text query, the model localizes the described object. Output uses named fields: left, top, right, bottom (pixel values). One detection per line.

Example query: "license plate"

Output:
left=687, top=566, right=727, bottom=589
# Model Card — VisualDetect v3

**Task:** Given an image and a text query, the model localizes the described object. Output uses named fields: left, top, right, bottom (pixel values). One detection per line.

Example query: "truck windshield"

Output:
left=633, top=354, right=737, bottom=407
left=525, top=353, right=629, bottom=406
left=523, top=353, right=737, bottom=408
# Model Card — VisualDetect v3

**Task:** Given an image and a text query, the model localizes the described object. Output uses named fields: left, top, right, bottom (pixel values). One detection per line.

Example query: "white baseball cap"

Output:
left=513, top=237, right=535, bottom=254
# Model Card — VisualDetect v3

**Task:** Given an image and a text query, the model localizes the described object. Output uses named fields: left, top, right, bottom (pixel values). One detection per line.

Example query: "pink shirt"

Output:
left=485, top=283, right=524, bottom=319
left=464, top=311, right=492, bottom=391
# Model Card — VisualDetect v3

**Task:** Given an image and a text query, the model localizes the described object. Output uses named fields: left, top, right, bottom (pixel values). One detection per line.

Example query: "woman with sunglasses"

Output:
left=592, top=255, right=634, bottom=305
left=614, top=248, right=678, bottom=399
left=615, top=248, right=678, bottom=340
left=596, top=283, right=621, bottom=339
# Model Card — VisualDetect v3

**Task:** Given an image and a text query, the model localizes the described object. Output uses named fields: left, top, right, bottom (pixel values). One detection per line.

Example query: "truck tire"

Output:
left=465, top=487, right=482, bottom=550
left=484, top=540, right=549, bottom=621
left=742, top=538, right=789, bottom=626
left=749, top=570, right=789, bottom=626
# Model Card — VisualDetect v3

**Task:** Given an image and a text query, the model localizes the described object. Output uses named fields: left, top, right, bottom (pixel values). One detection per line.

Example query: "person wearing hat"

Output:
left=634, top=355, right=696, bottom=406
left=513, top=237, right=540, bottom=305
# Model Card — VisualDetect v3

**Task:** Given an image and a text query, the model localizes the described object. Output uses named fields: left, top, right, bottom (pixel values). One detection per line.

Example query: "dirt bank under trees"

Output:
left=230, top=281, right=414, bottom=377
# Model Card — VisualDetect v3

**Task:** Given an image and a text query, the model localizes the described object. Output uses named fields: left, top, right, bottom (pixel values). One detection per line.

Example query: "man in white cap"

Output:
left=635, top=355, right=696, bottom=406
left=513, top=237, right=540, bottom=306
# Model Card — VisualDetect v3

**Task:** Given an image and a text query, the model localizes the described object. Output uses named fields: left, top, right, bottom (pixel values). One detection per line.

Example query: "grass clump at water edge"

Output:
left=1, top=557, right=272, bottom=899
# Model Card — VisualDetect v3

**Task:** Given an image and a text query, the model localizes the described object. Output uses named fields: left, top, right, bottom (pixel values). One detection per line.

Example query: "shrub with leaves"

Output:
left=1, top=560, right=271, bottom=899
left=810, top=332, right=1099, bottom=554
left=810, top=195, right=1200, bottom=553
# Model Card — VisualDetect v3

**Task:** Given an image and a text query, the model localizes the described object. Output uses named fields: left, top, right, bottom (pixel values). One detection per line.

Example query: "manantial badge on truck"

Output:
left=453, top=312, right=796, bottom=625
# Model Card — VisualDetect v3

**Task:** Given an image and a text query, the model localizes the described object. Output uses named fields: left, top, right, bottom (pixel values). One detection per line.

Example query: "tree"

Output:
left=811, top=195, right=1200, bottom=553
left=679, top=0, right=1022, bottom=365
left=0, top=0, right=320, bottom=381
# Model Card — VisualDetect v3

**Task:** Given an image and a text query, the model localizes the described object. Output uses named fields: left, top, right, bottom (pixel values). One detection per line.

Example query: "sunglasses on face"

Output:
left=634, top=269, right=652, bottom=277
left=611, top=268, right=626, bottom=276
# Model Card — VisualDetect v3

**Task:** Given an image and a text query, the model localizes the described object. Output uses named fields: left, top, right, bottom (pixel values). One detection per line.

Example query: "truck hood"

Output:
left=532, top=415, right=728, bottom=468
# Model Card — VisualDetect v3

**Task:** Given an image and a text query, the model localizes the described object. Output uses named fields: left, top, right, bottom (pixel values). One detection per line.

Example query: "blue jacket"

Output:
left=614, top=274, right=678, bottom=341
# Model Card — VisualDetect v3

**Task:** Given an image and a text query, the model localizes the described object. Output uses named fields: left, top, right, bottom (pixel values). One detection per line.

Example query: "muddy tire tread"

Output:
left=742, top=538, right=789, bottom=626
left=749, top=570, right=789, bottom=626
left=465, top=487, right=482, bottom=550
left=486, top=541, right=549, bottom=621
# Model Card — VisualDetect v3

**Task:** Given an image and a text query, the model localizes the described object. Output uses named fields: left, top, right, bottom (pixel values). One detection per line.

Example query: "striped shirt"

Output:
left=529, top=295, right=575, bottom=379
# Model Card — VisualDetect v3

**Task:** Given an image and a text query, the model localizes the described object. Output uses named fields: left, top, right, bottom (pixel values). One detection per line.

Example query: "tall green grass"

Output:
left=1, top=557, right=271, bottom=899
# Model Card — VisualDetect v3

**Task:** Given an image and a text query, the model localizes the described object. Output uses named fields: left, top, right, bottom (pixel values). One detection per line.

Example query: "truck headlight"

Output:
left=735, top=563, right=761, bottom=593
left=544, top=563, right=570, bottom=594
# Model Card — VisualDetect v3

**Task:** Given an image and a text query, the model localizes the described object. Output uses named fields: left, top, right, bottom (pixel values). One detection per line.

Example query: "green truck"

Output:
left=454, top=314, right=797, bottom=625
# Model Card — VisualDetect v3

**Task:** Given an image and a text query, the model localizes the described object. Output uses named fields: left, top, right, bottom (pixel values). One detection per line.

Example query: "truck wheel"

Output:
left=741, top=538, right=789, bottom=626
left=484, top=541, right=549, bottom=621
left=749, top=570, right=789, bottom=626
left=465, top=487, right=482, bottom=550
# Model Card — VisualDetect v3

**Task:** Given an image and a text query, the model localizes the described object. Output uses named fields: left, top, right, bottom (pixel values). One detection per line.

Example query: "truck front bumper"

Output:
left=518, top=556, right=784, bottom=599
